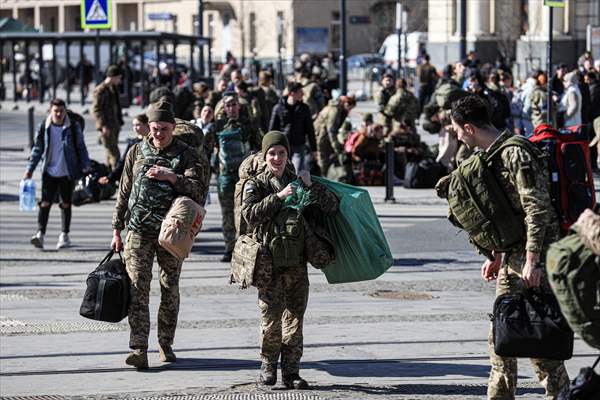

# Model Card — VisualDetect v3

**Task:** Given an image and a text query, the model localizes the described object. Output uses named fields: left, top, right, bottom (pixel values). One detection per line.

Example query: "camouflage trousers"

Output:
left=99, top=128, right=120, bottom=170
left=124, top=231, right=183, bottom=350
left=487, top=261, right=569, bottom=399
left=258, top=265, right=309, bottom=375
left=217, top=175, right=237, bottom=253
left=316, top=133, right=335, bottom=177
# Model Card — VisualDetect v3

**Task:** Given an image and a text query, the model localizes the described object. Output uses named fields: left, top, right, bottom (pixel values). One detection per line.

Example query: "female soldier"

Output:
left=241, top=131, right=338, bottom=389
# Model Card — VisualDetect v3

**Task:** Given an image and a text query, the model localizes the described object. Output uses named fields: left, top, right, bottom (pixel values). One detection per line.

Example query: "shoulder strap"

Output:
left=486, top=135, right=539, bottom=162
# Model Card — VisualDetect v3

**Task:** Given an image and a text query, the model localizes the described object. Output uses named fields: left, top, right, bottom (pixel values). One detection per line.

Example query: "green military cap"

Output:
left=106, top=65, right=122, bottom=77
left=147, top=99, right=175, bottom=123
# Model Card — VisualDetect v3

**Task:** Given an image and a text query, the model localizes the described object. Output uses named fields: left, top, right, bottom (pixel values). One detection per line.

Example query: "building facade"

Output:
left=1, top=0, right=598, bottom=75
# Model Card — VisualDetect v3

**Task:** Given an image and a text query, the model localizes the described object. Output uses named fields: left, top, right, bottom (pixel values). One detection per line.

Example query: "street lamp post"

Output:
left=396, top=1, right=402, bottom=78
left=546, top=6, right=553, bottom=124
left=276, top=15, right=284, bottom=91
left=339, top=0, right=347, bottom=95
left=197, top=0, right=204, bottom=78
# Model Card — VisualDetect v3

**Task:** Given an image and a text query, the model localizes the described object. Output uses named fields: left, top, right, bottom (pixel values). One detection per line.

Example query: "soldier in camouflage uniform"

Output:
left=92, top=65, right=124, bottom=170
left=205, top=92, right=261, bottom=262
left=314, top=95, right=356, bottom=177
left=530, top=71, right=556, bottom=128
left=383, top=78, right=420, bottom=133
left=111, top=100, right=209, bottom=370
left=299, top=70, right=325, bottom=119
left=374, top=73, right=395, bottom=126
left=241, top=131, right=338, bottom=389
left=443, top=95, right=569, bottom=399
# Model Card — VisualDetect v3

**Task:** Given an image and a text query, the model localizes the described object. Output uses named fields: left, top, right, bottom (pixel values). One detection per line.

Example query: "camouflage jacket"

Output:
left=112, top=137, right=209, bottom=234
left=92, top=81, right=123, bottom=131
left=301, top=78, right=325, bottom=118
left=374, top=87, right=396, bottom=113
left=384, top=89, right=420, bottom=126
left=576, top=209, right=600, bottom=255
left=530, top=86, right=556, bottom=127
left=241, top=169, right=339, bottom=281
left=314, top=100, right=347, bottom=151
left=486, top=131, right=559, bottom=264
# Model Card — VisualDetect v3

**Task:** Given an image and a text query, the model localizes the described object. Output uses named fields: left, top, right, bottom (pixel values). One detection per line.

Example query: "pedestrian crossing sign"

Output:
left=81, top=0, right=112, bottom=29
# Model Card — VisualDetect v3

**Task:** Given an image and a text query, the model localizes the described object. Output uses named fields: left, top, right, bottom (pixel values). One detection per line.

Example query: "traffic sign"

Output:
left=544, top=0, right=565, bottom=7
left=81, top=0, right=112, bottom=29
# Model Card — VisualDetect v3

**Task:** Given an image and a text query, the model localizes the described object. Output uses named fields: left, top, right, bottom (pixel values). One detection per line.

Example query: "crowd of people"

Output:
left=20, top=48, right=600, bottom=398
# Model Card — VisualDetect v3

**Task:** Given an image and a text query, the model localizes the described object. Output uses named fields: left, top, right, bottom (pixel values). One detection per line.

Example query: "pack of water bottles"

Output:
left=19, top=179, right=37, bottom=212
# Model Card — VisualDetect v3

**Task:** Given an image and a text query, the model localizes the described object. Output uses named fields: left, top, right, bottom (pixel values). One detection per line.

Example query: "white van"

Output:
left=378, top=32, right=427, bottom=69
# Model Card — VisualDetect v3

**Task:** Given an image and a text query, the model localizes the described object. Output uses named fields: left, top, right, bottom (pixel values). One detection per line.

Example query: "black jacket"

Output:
left=589, top=82, right=600, bottom=121
left=269, top=96, right=317, bottom=150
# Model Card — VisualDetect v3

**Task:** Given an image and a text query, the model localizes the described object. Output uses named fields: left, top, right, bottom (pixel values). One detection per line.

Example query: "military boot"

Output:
left=125, top=349, right=148, bottom=370
left=259, top=363, right=277, bottom=385
left=282, top=374, right=309, bottom=390
left=158, top=344, right=176, bottom=362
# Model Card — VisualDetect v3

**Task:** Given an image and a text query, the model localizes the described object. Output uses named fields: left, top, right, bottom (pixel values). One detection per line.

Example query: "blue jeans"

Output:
left=290, top=145, right=313, bottom=173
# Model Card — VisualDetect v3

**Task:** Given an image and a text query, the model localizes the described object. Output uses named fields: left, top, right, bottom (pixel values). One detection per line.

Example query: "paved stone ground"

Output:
left=1, top=101, right=599, bottom=400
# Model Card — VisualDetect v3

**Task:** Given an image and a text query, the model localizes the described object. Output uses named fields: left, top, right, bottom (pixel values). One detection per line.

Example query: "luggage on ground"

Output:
left=403, top=158, right=446, bottom=189
left=312, top=176, right=393, bottom=283
left=530, top=124, right=596, bottom=232
left=158, top=196, right=206, bottom=260
left=80, top=250, right=130, bottom=323
left=491, top=288, right=574, bottom=360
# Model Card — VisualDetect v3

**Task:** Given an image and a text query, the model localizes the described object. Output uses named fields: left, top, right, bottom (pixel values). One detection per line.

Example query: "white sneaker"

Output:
left=56, top=232, right=71, bottom=249
left=30, top=231, right=44, bottom=249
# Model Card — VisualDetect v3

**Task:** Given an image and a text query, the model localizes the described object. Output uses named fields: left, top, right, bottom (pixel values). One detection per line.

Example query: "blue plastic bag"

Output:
left=19, top=179, right=37, bottom=212
left=312, top=176, right=393, bottom=283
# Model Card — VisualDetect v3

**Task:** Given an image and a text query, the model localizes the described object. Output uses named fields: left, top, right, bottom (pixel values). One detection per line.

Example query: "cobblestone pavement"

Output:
left=1, top=105, right=599, bottom=399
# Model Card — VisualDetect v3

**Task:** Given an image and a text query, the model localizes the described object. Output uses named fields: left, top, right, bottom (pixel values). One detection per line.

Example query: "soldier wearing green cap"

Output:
left=240, top=131, right=339, bottom=389
left=111, top=99, right=209, bottom=370
left=93, top=65, right=124, bottom=170
left=205, top=92, right=261, bottom=262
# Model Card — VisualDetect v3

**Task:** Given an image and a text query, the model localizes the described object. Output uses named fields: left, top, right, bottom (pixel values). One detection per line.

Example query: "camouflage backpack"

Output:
left=445, top=135, right=543, bottom=252
left=233, top=152, right=267, bottom=236
left=173, top=118, right=204, bottom=149
left=546, top=220, right=600, bottom=349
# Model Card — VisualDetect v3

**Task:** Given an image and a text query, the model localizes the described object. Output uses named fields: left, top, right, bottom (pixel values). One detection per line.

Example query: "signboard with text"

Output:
left=81, top=0, right=112, bottom=29
left=544, top=0, right=565, bottom=8
left=296, top=27, right=328, bottom=54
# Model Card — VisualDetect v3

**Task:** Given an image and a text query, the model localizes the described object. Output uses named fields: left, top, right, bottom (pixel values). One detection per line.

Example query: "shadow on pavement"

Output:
left=0, top=193, right=19, bottom=202
left=309, top=360, right=490, bottom=378
left=310, top=383, right=544, bottom=396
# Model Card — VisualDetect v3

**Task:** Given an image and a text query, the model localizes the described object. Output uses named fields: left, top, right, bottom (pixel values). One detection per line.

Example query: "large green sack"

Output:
left=312, top=176, right=393, bottom=283
left=546, top=227, right=600, bottom=349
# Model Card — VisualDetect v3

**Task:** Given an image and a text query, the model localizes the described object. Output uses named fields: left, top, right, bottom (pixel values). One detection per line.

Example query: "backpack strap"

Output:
left=486, top=135, right=537, bottom=161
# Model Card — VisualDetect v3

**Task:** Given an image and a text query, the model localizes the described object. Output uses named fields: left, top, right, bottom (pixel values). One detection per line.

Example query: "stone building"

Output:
left=1, top=0, right=598, bottom=75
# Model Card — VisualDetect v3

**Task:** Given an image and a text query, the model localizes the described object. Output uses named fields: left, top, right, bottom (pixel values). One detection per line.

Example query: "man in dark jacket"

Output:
left=25, top=98, right=91, bottom=250
left=269, top=82, right=316, bottom=172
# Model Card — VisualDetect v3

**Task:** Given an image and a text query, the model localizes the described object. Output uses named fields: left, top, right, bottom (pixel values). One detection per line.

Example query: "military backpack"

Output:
left=446, top=135, right=543, bottom=252
left=546, top=224, right=600, bottom=350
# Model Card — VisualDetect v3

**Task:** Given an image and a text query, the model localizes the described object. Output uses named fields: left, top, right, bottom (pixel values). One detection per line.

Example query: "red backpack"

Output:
left=530, top=124, right=596, bottom=232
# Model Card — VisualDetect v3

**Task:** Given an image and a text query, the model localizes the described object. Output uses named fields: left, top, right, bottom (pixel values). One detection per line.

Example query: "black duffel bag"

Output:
left=72, top=174, right=101, bottom=206
left=80, top=250, right=130, bottom=323
left=403, top=158, right=446, bottom=189
left=491, top=288, right=574, bottom=360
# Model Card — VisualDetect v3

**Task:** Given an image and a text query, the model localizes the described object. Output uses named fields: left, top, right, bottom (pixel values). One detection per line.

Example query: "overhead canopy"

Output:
left=0, top=17, right=37, bottom=33
left=0, top=30, right=210, bottom=45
